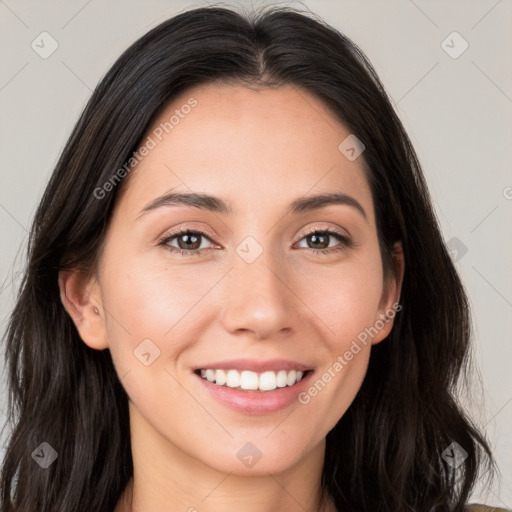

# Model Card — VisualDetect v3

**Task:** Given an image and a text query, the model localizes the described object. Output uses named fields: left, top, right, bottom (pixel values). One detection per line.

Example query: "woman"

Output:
left=0, top=4, right=507, bottom=512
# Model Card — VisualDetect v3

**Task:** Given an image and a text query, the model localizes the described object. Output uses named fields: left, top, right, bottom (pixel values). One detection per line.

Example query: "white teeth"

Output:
left=240, top=371, right=259, bottom=390
left=276, top=370, right=288, bottom=387
left=197, top=368, right=308, bottom=391
left=226, top=369, right=240, bottom=388
left=259, top=371, right=277, bottom=391
left=286, top=370, right=297, bottom=386
left=215, top=369, right=227, bottom=386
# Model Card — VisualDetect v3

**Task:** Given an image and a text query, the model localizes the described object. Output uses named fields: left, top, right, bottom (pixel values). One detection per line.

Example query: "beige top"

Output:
left=466, top=504, right=511, bottom=512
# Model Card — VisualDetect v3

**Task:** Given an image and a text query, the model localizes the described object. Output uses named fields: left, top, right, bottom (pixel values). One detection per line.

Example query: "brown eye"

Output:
left=295, top=228, right=354, bottom=255
left=159, top=229, right=215, bottom=256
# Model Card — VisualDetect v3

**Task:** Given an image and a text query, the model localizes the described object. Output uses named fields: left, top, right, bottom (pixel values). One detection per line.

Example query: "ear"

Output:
left=371, top=241, right=405, bottom=345
left=58, top=269, right=109, bottom=350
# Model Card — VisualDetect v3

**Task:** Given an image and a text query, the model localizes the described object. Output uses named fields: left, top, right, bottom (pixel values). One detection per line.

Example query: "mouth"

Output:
left=193, top=368, right=314, bottom=393
left=191, top=358, right=316, bottom=414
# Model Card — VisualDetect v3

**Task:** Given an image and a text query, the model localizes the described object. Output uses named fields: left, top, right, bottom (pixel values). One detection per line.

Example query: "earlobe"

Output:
left=58, top=269, right=109, bottom=350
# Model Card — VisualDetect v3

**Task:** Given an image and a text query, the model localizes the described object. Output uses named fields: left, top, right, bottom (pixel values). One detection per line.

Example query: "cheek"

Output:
left=98, top=260, right=209, bottom=413
left=295, top=259, right=382, bottom=430
left=101, top=256, right=211, bottom=339
left=295, top=253, right=384, bottom=350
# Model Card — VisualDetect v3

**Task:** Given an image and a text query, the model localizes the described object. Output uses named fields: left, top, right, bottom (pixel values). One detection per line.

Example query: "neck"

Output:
left=115, top=474, right=336, bottom=512
left=114, top=407, right=336, bottom=512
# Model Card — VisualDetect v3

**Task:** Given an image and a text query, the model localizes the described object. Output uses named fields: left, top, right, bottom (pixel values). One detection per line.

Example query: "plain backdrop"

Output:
left=0, top=0, right=511, bottom=507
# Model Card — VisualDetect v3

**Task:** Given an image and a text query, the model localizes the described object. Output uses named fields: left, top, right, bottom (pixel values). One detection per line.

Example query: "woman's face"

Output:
left=70, top=83, right=402, bottom=476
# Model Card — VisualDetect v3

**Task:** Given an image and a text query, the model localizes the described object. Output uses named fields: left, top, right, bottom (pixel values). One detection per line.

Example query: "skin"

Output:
left=59, top=83, right=404, bottom=512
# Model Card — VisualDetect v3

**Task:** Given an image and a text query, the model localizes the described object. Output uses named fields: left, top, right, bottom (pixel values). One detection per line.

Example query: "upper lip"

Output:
left=194, top=358, right=313, bottom=373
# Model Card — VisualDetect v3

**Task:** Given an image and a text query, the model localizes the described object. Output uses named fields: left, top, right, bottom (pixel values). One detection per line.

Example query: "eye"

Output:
left=158, top=228, right=216, bottom=256
left=158, top=226, right=356, bottom=257
left=294, top=226, right=355, bottom=255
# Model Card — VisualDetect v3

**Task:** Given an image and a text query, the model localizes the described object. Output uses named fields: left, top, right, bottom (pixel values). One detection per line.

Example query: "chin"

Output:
left=199, top=437, right=312, bottom=476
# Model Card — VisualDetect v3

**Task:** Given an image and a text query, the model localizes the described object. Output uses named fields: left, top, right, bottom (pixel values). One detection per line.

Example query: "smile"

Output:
left=195, top=368, right=310, bottom=392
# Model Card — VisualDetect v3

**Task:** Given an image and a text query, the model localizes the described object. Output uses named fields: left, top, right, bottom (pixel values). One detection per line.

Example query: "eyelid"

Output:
left=159, top=223, right=222, bottom=245
left=296, top=223, right=351, bottom=240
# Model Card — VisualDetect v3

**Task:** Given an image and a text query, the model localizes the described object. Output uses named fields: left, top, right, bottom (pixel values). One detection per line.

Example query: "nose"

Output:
left=219, top=247, right=298, bottom=340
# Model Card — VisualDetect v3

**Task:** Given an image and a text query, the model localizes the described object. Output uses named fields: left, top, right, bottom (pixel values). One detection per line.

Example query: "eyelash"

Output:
left=157, top=226, right=355, bottom=257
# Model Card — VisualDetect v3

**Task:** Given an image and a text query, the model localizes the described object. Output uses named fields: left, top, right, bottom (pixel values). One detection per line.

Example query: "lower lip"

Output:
left=193, top=370, right=314, bottom=415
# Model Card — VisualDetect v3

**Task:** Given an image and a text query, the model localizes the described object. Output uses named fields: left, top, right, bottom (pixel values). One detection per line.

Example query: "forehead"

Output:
left=118, top=83, right=374, bottom=222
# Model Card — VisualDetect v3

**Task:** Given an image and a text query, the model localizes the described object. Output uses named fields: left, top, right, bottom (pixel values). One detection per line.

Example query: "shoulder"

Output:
left=466, top=504, right=512, bottom=512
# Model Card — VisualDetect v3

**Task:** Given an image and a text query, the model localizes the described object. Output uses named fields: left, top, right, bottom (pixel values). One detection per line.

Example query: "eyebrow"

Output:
left=137, top=191, right=368, bottom=222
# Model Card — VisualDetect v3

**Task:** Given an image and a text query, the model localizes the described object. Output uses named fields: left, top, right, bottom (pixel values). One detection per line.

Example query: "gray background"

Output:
left=0, top=0, right=510, bottom=507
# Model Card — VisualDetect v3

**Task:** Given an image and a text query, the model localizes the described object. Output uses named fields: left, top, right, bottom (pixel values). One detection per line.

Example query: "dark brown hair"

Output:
left=1, top=4, right=496, bottom=511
